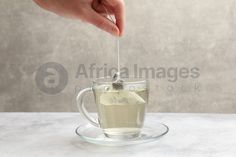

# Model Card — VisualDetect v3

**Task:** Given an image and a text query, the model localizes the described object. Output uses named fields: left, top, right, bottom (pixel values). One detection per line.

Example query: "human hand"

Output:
left=34, top=0, right=125, bottom=36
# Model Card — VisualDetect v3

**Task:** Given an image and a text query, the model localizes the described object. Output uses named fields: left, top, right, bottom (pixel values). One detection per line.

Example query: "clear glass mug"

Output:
left=76, top=77, right=149, bottom=139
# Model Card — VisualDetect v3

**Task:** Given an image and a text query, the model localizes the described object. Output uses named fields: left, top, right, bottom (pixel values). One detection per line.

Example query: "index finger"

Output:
left=112, top=0, right=125, bottom=36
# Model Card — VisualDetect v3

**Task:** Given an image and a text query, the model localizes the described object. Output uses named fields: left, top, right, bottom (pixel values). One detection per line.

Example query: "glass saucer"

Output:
left=75, top=123, right=169, bottom=146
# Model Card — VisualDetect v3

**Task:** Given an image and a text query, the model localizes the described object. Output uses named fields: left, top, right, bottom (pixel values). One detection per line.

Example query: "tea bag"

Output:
left=100, top=90, right=146, bottom=106
left=112, top=72, right=124, bottom=90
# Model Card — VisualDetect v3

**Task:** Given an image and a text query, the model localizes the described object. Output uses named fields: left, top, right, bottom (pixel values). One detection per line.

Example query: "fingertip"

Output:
left=110, top=26, right=120, bottom=36
left=119, top=30, right=124, bottom=37
left=112, top=2, right=125, bottom=37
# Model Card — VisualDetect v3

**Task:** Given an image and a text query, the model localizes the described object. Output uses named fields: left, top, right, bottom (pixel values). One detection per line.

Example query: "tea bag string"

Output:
left=102, top=5, right=121, bottom=80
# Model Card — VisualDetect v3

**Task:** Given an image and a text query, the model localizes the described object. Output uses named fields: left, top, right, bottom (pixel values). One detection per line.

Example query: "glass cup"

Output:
left=76, top=77, right=149, bottom=139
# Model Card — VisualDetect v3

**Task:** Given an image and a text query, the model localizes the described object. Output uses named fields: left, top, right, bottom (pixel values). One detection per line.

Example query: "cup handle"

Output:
left=76, top=87, right=99, bottom=127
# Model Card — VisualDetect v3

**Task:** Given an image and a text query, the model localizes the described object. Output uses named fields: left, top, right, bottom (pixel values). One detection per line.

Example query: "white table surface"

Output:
left=0, top=113, right=235, bottom=157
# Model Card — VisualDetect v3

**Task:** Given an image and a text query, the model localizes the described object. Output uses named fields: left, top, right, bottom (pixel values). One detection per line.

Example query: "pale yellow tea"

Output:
left=94, top=87, right=148, bottom=138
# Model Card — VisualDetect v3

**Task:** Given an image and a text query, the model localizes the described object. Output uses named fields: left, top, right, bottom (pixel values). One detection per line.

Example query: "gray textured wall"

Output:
left=0, top=0, right=236, bottom=113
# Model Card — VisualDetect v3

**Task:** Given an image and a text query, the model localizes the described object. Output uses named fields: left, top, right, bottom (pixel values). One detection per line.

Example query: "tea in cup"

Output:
left=76, top=77, right=149, bottom=139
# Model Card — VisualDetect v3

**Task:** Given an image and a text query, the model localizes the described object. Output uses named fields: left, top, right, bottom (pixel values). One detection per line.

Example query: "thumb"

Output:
left=85, top=9, right=119, bottom=36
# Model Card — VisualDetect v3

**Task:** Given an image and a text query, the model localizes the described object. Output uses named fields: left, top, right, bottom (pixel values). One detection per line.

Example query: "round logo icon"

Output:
left=35, top=62, right=68, bottom=95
